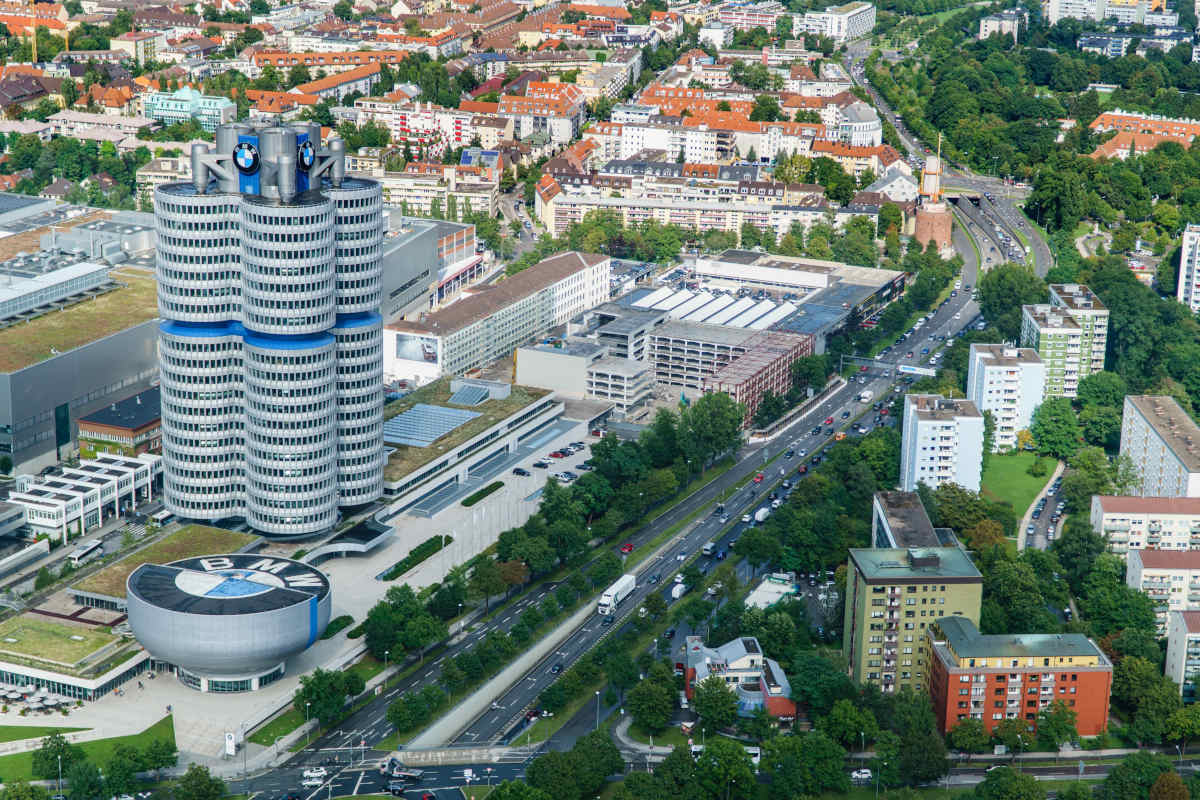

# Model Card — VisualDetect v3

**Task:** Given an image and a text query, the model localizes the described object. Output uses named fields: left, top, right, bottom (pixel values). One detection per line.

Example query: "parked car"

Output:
left=512, top=467, right=530, bottom=476
left=304, top=769, right=328, bottom=780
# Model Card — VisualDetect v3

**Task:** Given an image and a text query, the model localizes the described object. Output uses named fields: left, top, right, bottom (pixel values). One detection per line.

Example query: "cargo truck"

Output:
left=597, top=573, right=636, bottom=615
left=754, top=508, right=770, bottom=524
left=671, top=583, right=688, bottom=601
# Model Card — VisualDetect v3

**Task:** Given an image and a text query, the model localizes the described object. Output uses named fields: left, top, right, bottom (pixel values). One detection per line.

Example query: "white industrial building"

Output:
left=965, top=344, right=1045, bottom=452
left=900, top=394, right=984, bottom=492
left=1120, top=395, right=1200, bottom=498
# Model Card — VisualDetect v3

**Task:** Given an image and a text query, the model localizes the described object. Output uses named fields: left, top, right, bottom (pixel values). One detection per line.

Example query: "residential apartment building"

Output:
left=293, top=63, right=381, bottom=101
left=683, top=635, right=797, bottom=720
left=872, top=491, right=944, bottom=549
left=1090, top=109, right=1200, bottom=139
left=135, top=156, right=190, bottom=208
left=900, top=394, right=985, bottom=492
left=799, top=1, right=876, bottom=42
left=111, top=31, right=165, bottom=65
left=47, top=110, right=156, bottom=139
left=1090, top=495, right=1200, bottom=556
left=1046, top=0, right=1176, bottom=24
left=1019, top=284, right=1108, bottom=398
left=1127, top=549, right=1200, bottom=631
left=252, top=50, right=411, bottom=73
left=1164, top=611, right=1200, bottom=700
left=497, top=83, right=586, bottom=144
left=978, top=8, right=1025, bottom=40
left=367, top=162, right=499, bottom=218
left=141, top=87, right=235, bottom=132
left=384, top=251, right=610, bottom=384
left=927, top=616, right=1112, bottom=736
left=1120, top=395, right=1200, bottom=498
left=717, top=0, right=788, bottom=30
left=843, top=547, right=982, bottom=693
left=1178, top=224, right=1200, bottom=313
left=965, top=344, right=1045, bottom=452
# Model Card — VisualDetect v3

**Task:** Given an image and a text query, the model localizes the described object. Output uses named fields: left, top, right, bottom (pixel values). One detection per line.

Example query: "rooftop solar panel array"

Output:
left=447, top=385, right=490, bottom=406
left=383, top=403, right=481, bottom=447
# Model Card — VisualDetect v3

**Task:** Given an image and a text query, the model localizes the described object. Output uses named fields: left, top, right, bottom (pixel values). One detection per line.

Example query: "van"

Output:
left=701, top=541, right=716, bottom=556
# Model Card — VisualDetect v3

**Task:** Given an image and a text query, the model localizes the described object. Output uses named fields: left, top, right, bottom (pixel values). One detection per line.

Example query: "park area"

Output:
left=981, top=452, right=1053, bottom=519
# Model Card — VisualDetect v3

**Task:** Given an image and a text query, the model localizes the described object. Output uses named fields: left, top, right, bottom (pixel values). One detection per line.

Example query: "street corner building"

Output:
left=155, top=122, right=386, bottom=539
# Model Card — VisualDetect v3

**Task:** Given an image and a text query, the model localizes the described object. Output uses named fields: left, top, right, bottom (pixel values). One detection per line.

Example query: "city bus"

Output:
left=68, top=540, right=103, bottom=568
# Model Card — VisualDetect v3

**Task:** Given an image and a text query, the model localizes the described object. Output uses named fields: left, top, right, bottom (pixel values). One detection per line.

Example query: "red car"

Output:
left=880, top=408, right=889, bottom=416
left=548, top=451, right=565, bottom=458
left=824, top=416, right=834, bottom=425
left=619, top=542, right=634, bottom=554
left=753, top=472, right=764, bottom=483
left=859, top=365, right=868, bottom=372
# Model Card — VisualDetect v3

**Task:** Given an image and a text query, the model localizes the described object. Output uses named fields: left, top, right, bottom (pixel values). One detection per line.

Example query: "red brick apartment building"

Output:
left=927, top=616, right=1112, bottom=737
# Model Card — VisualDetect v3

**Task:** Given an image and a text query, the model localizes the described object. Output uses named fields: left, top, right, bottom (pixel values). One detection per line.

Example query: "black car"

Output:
left=811, top=426, right=822, bottom=435
left=811, top=455, right=821, bottom=465
left=550, top=663, right=564, bottom=674
left=512, top=467, right=531, bottom=476
left=664, top=628, right=676, bottom=639
left=824, top=427, right=834, bottom=435
left=841, top=411, right=850, bottom=419
left=648, top=573, right=661, bottom=584
left=532, top=460, right=549, bottom=468
left=602, top=616, right=615, bottom=627
left=785, top=449, right=794, bottom=459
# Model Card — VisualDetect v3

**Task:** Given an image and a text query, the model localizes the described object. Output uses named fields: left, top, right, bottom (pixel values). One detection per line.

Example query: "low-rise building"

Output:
left=515, top=340, right=654, bottom=419
left=799, top=1, right=876, bottom=42
left=927, top=616, right=1111, bottom=735
left=1120, top=395, right=1200, bottom=498
left=843, top=547, right=982, bottom=693
left=966, top=344, right=1045, bottom=452
left=293, top=62, right=381, bottom=101
left=76, top=386, right=161, bottom=458
left=701, top=330, right=813, bottom=426
left=141, top=87, right=235, bottom=132
left=1127, top=549, right=1200, bottom=631
left=683, top=635, right=796, bottom=720
left=1090, top=495, right=1200, bottom=557
left=978, top=8, right=1025, bottom=40
left=900, top=394, right=985, bottom=492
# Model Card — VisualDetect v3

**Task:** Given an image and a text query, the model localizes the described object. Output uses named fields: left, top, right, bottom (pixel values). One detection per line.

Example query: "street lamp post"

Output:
left=57, top=754, right=61, bottom=797
left=860, top=731, right=866, bottom=768
left=1177, top=743, right=1184, bottom=765
left=384, top=650, right=389, bottom=673
left=305, top=701, right=312, bottom=747
left=594, top=690, right=601, bottom=730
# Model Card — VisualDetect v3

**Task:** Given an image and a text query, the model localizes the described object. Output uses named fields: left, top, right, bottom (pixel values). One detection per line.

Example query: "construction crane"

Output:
left=29, top=0, right=35, bottom=65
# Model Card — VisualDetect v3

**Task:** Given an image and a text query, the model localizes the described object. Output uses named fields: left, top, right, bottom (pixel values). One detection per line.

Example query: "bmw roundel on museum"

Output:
left=126, top=554, right=331, bottom=692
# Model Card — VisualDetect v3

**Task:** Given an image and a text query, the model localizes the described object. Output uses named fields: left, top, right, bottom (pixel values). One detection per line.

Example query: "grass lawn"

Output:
left=0, top=725, right=87, bottom=744
left=0, top=715, right=173, bottom=782
left=73, top=525, right=258, bottom=599
left=247, top=707, right=304, bottom=747
left=461, top=788, right=493, bottom=800
left=0, top=616, right=115, bottom=665
left=981, top=452, right=1052, bottom=517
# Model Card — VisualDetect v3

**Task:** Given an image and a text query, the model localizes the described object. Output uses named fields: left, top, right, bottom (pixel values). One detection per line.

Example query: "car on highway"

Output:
left=550, top=663, right=563, bottom=674
left=720, top=515, right=729, bottom=523
left=619, top=542, right=634, bottom=554
left=841, top=411, right=850, bottom=419
left=824, top=416, right=834, bottom=425
left=1026, top=524, right=1035, bottom=534
left=304, top=768, right=328, bottom=779
left=754, top=472, right=764, bottom=482
left=512, top=467, right=530, bottom=476
left=677, top=550, right=687, bottom=561
left=810, top=425, right=822, bottom=435
left=742, top=513, right=752, bottom=523
left=858, top=365, right=868, bottom=372
left=674, top=573, right=685, bottom=584
left=301, top=779, right=323, bottom=789
left=648, top=573, right=660, bottom=584
left=785, top=449, right=794, bottom=459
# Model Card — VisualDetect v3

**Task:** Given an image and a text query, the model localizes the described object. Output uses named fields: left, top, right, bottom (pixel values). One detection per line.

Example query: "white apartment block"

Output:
left=1178, top=224, right=1200, bottom=313
left=1046, top=0, right=1176, bottom=24
left=9, top=454, right=162, bottom=542
left=800, top=1, right=876, bottom=42
left=1164, top=611, right=1200, bottom=699
left=900, top=394, right=985, bottom=492
left=1120, top=395, right=1200, bottom=498
left=1090, top=495, right=1200, bottom=556
left=1127, top=549, right=1200, bottom=631
left=978, top=9, right=1025, bottom=40
left=966, top=344, right=1045, bottom=452
left=1019, top=284, right=1107, bottom=398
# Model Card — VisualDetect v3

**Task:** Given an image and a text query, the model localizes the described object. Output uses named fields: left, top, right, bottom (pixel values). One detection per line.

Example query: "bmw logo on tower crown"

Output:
left=154, top=123, right=385, bottom=539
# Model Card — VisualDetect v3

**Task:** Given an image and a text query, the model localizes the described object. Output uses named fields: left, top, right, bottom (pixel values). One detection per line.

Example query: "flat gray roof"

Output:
left=849, top=547, right=982, bottom=583
left=1125, top=395, right=1200, bottom=472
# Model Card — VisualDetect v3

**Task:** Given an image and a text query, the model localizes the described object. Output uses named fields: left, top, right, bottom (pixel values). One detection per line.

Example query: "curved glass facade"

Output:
left=155, top=126, right=384, bottom=538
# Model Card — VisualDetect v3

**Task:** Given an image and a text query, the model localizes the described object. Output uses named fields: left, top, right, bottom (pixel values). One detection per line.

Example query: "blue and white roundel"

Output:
left=297, top=140, right=316, bottom=171
left=175, top=568, right=283, bottom=598
left=234, top=142, right=260, bottom=174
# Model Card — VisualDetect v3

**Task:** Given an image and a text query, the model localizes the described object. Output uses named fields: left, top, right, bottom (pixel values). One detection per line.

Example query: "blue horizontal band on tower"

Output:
left=332, top=311, right=383, bottom=330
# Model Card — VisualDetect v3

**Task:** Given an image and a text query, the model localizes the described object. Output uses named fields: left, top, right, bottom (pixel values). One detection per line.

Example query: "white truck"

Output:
left=858, top=390, right=872, bottom=403
left=701, top=541, right=717, bottom=556
left=754, top=508, right=770, bottom=524
left=597, top=573, right=636, bottom=615
left=671, top=583, right=688, bottom=601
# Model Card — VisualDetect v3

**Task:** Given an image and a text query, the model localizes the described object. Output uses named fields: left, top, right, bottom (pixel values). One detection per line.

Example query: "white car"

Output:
left=303, top=768, right=328, bottom=780
left=301, top=778, right=324, bottom=789
left=852, top=768, right=872, bottom=782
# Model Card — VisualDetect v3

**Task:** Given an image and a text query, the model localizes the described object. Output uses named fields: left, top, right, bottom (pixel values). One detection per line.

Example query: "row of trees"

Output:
left=32, top=732, right=177, bottom=800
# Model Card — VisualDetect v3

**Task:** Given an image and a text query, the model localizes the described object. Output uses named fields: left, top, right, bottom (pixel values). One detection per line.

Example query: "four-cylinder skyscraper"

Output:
left=155, top=122, right=384, bottom=538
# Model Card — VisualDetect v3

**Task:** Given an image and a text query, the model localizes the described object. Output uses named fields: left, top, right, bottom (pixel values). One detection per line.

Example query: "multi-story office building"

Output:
left=900, top=394, right=985, bottom=492
left=515, top=340, right=654, bottom=420
left=1179, top=224, right=1200, bottom=313
left=1120, top=395, right=1200, bottom=498
left=1165, top=611, right=1200, bottom=700
left=1127, top=549, right=1200, bottom=631
left=141, top=87, right=236, bottom=132
left=1090, top=495, right=1200, bottom=556
left=799, top=1, right=876, bottom=42
left=966, top=344, right=1045, bottom=452
left=927, top=616, right=1112, bottom=735
left=155, top=122, right=385, bottom=538
left=384, top=251, right=611, bottom=385
left=843, top=547, right=982, bottom=693
left=1019, top=284, right=1107, bottom=398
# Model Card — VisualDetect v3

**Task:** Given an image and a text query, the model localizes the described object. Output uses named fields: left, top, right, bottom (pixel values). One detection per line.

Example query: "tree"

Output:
left=571, top=730, right=623, bottom=796
left=144, top=738, right=178, bottom=777
left=978, top=263, right=1046, bottom=340
left=627, top=678, right=673, bottom=733
left=973, top=766, right=1045, bottom=800
left=64, top=761, right=102, bottom=800
left=1036, top=700, right=1078, bottom=752
left=1030, top=397, right=1082, bottom=460
left=1077, top=371, right=1127, bottom=409
left=964, top=519, right=1006, bottom=552
left=1, top=782, right=50, bottom=800
left=695, top=738, right=755, bottom=800
left=172, top=764, right=225, bottom=800
left=1100, top=751, right=1174, bottom=800
left=949, top=717, right=990, bottom=759
left=32, top=733, right=82, bottom=781
left=993, top=718, right=1032, bottom=756
left=294, top=667, right=358, bottom=727
left=470, top=558, right=506, bottom=611
left=822, top=699, right=878, bottom=750
left=1166, top=705, right=1200, bottom=753
left=486, top=782, right=553, bottom=800
left=692, top=675, right=737, bottom=734
left=525, top=751, right=577, bottom=800
left=1149, top=771, right=1189, bottom=800
left=105, top=744, right=142, bottom=795
left=762, top=731, right=849, bottom=798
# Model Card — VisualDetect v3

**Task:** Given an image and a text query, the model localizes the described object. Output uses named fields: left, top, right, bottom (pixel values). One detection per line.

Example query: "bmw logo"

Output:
left=234, top=142, right=260, bottom=175
left=297, top=140, right=316, bottom=171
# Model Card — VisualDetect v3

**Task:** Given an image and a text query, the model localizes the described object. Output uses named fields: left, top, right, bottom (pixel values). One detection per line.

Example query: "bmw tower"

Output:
left=155, top=122, right=384, bottom=538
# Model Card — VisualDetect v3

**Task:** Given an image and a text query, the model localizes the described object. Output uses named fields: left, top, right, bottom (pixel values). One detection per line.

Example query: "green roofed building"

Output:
left=843, top=547, right=982, bottom=693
